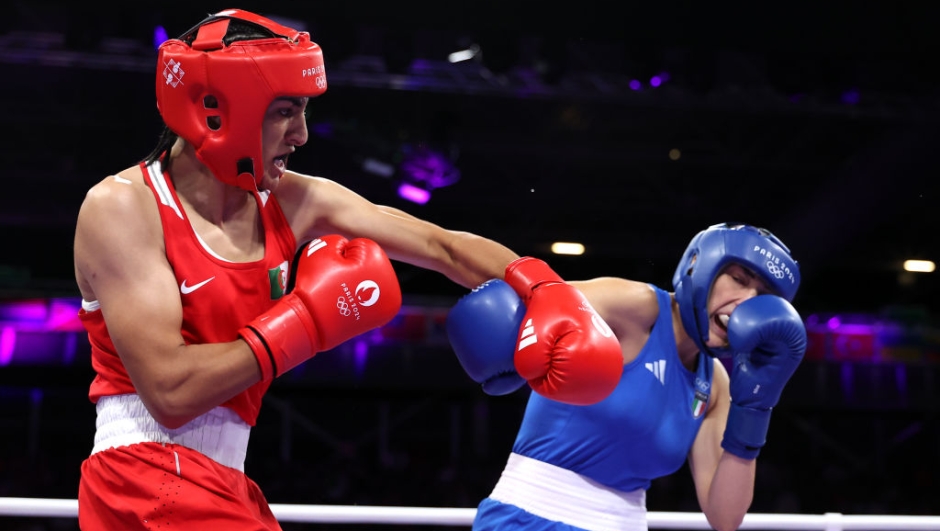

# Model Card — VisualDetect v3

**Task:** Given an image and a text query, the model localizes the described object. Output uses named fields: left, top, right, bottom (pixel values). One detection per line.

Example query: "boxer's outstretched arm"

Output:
left=275, top=174, right=520, bottom=289
left=502, top=258, right=625, bottom=405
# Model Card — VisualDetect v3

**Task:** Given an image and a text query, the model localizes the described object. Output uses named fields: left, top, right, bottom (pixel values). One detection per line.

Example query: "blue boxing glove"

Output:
left=446, top=279, right=527, bottom=395
left=722, top=295, right=807, bottom=459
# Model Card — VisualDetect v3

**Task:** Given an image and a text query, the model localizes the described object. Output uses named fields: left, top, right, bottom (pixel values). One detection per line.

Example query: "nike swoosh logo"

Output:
left=180, top=277, right=215, bottom=294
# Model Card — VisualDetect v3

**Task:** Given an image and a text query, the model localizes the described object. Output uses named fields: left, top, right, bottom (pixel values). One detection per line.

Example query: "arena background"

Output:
left=1, top=1, right=938, bottom=529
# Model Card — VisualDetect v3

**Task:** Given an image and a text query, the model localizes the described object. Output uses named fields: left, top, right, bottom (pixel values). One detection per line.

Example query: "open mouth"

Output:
left=714, top=314, right=729, bottom=332
left=274, top=153, right=289, bottom=170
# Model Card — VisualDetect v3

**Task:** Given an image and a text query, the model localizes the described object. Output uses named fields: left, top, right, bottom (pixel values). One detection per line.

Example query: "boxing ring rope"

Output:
left=2, top=498, right=940, bottom=530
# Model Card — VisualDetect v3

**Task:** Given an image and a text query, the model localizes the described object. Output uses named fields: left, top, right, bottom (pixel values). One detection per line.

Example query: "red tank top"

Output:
left=80, top=159, right=298, bottom=426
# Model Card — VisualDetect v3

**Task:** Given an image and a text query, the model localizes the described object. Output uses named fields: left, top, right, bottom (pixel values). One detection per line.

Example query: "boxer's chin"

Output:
left=260, top=160, right=287, bottom=190
left=706, top=319, right=729, bottom=348
left=270, top=158, right=287, bottom=180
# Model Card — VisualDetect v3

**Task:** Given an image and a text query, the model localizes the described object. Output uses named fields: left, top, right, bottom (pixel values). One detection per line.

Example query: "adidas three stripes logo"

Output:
left=517, top=319, right=537, bottom=350
left=645, top=359, right=666, bottom=385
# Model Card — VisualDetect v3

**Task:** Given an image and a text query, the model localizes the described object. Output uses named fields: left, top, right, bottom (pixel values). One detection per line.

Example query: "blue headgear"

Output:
left=672, top=223, right=800, bottom=357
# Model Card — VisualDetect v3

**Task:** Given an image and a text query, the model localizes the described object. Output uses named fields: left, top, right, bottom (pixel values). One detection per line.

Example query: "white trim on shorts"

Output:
left=489, top=453, right=648, bottom=531
left=91, top=394, right=251, bottom=472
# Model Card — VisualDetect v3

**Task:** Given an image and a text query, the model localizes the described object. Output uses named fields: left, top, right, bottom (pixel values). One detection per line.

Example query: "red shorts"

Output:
left=78, top=442, right=281, bottom=531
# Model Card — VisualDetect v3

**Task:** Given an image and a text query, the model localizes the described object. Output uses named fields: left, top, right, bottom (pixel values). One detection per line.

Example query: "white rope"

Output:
left=0, top=497, right=77, bottom=519
left=1, top=497, right=940, bottom=529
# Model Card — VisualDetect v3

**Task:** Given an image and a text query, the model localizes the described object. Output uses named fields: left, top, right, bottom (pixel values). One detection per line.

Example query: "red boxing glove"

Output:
left=504, top=257, right=623, bottom=405
left=240, top=236, right=402, bottom=380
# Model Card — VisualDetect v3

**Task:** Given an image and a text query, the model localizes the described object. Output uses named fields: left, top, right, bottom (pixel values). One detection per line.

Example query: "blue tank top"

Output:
left=511, top=285, right=714, bottom=492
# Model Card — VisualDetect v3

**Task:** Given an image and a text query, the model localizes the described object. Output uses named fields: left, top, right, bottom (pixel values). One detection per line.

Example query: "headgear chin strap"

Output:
left=155, top=9, right=327, bottom=191
left=672, top=223, right=801, bottom=358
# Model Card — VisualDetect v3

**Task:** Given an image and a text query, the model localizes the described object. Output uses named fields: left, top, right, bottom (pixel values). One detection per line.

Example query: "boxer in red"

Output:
left=72, top=8, right=619, bottom=530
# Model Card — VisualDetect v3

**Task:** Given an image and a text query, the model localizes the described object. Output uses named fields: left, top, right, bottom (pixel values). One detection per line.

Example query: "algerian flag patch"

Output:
left=269, top=260, right=289, bottom=299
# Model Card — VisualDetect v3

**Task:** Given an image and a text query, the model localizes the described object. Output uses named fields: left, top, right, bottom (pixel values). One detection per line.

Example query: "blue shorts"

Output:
left=472, top=497, right=589, bottom=531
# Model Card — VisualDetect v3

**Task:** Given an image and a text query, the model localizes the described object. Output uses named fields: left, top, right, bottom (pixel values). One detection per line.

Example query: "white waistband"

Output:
left=92, top=394, right=250, bottom=472
left=489, top=453, right=647, bottom=531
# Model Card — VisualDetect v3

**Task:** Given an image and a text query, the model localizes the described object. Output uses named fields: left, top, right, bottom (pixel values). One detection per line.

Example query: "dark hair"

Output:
left=143, top=16, right=284, bottom=166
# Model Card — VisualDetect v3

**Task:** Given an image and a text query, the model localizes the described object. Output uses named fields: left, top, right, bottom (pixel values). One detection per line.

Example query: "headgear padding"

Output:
left=672, top=223, right=800, bottom=358
left=156, top=9, right=327, bottom=191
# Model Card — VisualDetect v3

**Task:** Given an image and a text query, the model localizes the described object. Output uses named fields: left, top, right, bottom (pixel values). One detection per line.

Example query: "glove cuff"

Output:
left=721, top=403, right=773, bottom=460
left=504, top=257, right=562, bottom=301
left=240, top=295, right=320, bottom=380
left=239, top=326, right=276, bottom=381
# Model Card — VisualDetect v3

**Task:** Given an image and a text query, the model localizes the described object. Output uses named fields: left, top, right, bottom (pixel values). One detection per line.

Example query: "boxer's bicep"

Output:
left=75, top=177, right=186, bottom=382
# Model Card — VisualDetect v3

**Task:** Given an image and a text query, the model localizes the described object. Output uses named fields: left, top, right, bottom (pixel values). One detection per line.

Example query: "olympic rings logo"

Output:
left=337, top=297, right=351, bottom=316
left=765, top=260, right=786, bottom=279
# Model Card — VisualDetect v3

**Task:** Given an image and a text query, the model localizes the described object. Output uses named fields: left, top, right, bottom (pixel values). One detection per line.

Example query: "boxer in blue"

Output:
left=447, top=223, right=807, bottom=531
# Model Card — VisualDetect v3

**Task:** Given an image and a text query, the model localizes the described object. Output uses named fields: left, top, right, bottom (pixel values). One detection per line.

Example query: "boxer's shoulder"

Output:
left=79, top=165, right=159, bottom=228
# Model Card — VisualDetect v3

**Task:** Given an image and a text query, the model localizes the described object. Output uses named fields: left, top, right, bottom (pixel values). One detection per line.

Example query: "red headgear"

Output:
left=155, top=9, right=327, bottom=191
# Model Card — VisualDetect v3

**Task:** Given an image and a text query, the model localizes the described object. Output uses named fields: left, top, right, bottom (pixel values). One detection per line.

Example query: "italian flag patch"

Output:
left=692, top=389, right=709, bottom=418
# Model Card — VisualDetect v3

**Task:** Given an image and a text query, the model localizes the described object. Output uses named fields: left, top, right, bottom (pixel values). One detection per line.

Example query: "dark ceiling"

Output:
left=1, top=1, right=938, bottom=318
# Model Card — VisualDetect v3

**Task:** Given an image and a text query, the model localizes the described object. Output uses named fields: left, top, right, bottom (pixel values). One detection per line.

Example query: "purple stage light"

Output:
left=628, top=79, right=642, bottom=91
left=395, top=144, right=461, bottom=204
left=354, top=339, right=369, bottom=376
left=649, top=72, right=670, bottom=88
left=0, top=327, right=13, bottom=366
left=895, top=364, right=908, bottom=396
left=0, top=298, right=83, bottom=331
left=0, top=299, right=47, bottom=322
left=154, top=26, right=169, bottom=49
left=48, top=299, right=84, bottom=331
left=397, top=183, right=431, bottom=204
left=63, top=332, right=79, bottom=365
left=841, top=88, right=861, bottom=105
left=840, top=362, right=854, bottom=399
left=399, top=145, right=461, bottom=190
left=310, top=122, right=333, bottom=138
